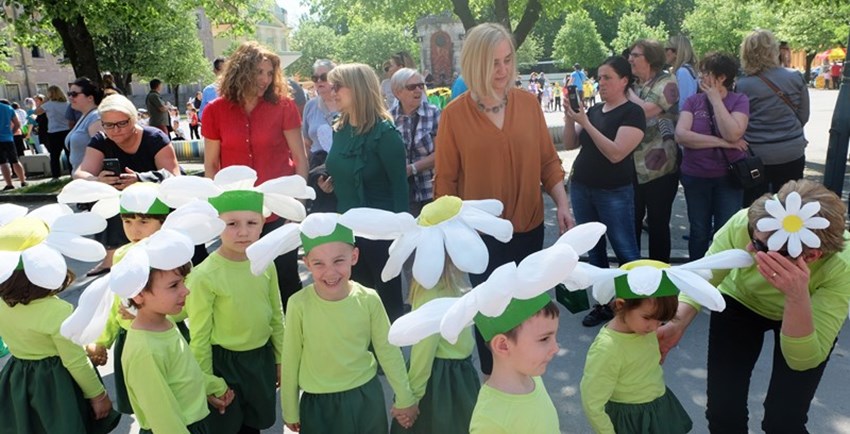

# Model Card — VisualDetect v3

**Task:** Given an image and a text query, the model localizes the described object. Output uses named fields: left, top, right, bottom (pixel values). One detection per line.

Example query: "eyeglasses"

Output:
left=383, top=66, right=391, bottom=72
left=331, top=82, right=345, bottom=92
left=102, top=119, right=131, bottom=130
left=628, top=52, right=645, bottom=59
left=404, top=83, right=426, bottom=91
left=311, top=73, right=328, bottom=83
left=67, top=91, right=82, bottom=98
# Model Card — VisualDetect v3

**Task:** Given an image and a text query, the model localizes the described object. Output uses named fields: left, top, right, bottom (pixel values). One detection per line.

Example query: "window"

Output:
left=36, top=83, right=49, bottom=95
left=5, top=84, right=21, bottom=102
left=31, top=46, right=43, bottom=58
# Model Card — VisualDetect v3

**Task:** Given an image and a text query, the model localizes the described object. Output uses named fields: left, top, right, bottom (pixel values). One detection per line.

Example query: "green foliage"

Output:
left=289, top=22, right=340, bottom=78
left=335, top=20, right=419, bottom=72
left=682, top=0, right=756, bottom=56
left=610, top=11, right=668, bottom=55
left=553, top=10, right=609, bottom=69
left=777, top=5, right=849, bottom=54
left=516, top=32, right=543, bottom=65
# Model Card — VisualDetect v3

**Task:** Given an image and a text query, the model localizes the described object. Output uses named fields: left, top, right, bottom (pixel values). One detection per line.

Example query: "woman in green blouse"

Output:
left=324, top=63, right=409, bottom=321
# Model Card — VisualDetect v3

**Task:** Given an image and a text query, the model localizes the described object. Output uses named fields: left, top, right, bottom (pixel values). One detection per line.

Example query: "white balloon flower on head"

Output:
left=756, top=192, right=830, bottom=258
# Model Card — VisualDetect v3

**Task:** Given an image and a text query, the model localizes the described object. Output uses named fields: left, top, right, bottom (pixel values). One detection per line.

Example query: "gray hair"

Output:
left=98, top=94, right=138, bottom=121
left=390, top=68, right=423, bottom=94
left=313, top=59, right=337, bottom=73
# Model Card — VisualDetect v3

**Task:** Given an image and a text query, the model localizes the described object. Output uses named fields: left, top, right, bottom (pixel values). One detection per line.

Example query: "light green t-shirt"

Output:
left=281, top=281, right=415, bottom=424
left=680, top=209, right=850, bottom=370
left=185, top=251, right=285, bottom=382
left=0, top=297, right=105, bottom=398
left=469, top=376, right=559, bottom=434
left=123, top=325, right=225, bottom=433
left=408, top=281, right=474, bottom=401
left=580, top=326, right=666, bottom=434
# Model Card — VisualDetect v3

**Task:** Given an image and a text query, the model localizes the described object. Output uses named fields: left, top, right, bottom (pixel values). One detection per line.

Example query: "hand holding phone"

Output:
left=567, top=85, right=581, bottom=112
left=102, top=158, right=121, bottom=175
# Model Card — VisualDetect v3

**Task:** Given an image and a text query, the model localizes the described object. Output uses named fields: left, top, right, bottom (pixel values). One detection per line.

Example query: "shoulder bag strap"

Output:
left=756, top=74, right=802, bottom=123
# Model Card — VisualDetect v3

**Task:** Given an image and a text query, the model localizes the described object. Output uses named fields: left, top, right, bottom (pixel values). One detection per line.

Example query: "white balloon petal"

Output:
left=514, top=244, right=578, bottom=299
left=462, top=199, right=504, bottom=216
left=45, top=233, right=107, bottom=262
left=474, top=263, right=518, bottom=317
left=442, top=219, right=488, bottom=275
left=440, top=291, right=480, bottom=344
left=381, top=232, right=421, bottom=283
left=27, top=204, right=73, bottom=227
left=0, top=203, right=28, bottom=225
left=460, top=206, right=513, bottom=243
left=60, top=277, right=113, bottom=345
left=263, top=194, right=307, bottom=222
left=412, top=226, right=446, bottom=289
left=0, top=250, right=21, bottom=285
left=555, top=222, right=607, bottom=255
left=161, top=201, right=225, bottom=245
left=388, top=297, right=459, bottom=346
left=57, top=179, right=118, bottom=205
left=50, top=213, right=108, bottom=236
left=120, top=184, right=161, bottom=213
left=679, top=249, right=754, bottom=271
left=109, top=246, right=152, bottom=298
left=90, top=197, right=122, bottom=219
left=214, top=166, right=258, bottom=190
left=258, top=175, right=316, bottom=200
left=146, top=231, right=195, bottom=270
left=592, top=278, right=617, bottom=304
left=340, top=208, right=416, bottom=240
left=756, top=218, right=782, bottom=232
left=626, top=266, right=663, bottom=296
left=159, top=176, right=220, bottom=208
left=247, top=223, right=302, bottom=275
left=21, top=244, right=67, bottom=290
left=562, top=263, right=624, bottom=291
left=666, top=269, right=726, bottom=311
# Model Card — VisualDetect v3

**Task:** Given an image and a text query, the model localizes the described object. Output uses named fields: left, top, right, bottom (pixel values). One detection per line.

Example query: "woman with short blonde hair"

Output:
left=736, top=29, right=809, bottom=205
left=35, top=85, right=71, bottom=179
left=434, top=22, right=572, bottom=374
left=324, top=62, right=409, bottom=322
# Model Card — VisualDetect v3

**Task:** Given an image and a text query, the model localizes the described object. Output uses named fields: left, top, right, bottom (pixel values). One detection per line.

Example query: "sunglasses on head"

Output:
left=311, top=73, right=328, bottom=83
left=404, top=83, right=426, bottom=91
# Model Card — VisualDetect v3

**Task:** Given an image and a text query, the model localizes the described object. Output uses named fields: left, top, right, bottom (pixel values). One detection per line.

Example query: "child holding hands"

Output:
left=247, top=213, right=418, bottom=433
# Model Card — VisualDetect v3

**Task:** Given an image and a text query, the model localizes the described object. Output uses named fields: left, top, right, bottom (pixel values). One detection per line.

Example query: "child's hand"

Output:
left=285, top=422, right=301, bottom=432
left=85, top=344, right=108, bottom=366
left=208, top=388, right=234, bottom=414
left=89, top=392, right=113, bottom=419
left=117, top=303, right=136, bottom=320
left=391, top=404, right=419, bottom=429
left=276, top=363, right=281, bottom=388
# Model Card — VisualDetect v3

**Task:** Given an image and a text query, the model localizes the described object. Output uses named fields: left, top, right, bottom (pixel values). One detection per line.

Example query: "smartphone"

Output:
left=102, top=158, right=121, bottom=175
left=567, top=85, right=581, bottom=112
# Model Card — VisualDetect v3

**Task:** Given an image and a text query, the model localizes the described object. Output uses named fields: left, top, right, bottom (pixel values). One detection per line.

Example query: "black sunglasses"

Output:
left=311, top=73, right=328, bottom=83
left=404, top=83, right=426, bottom=91
left=331, top=82, right=344, bottom=92
left=749, top=229, right=788, bottom=256
left=383, top=66, right=391, bottom=72
left=67, top=91, right=83, bottom=98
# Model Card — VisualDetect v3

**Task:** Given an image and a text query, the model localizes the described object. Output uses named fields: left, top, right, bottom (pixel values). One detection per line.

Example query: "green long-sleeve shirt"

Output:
left=96, top=296, right=132, bottom=347
left=680, top=209, right=850, bottom=370
left=281, top=282, right=416, bottom=424
left=580, top=326, right=666, bottom=434
left=469, top=377, right=559, bottom=434
left=123, top=325, right=225, bottom=433
left=326, top=119, right=409, bottom=213
left=185, top=252, right=285, bottom=382
left=407, top=284, right=474, bottom=401
left=0, top=297, right=105, bottom=398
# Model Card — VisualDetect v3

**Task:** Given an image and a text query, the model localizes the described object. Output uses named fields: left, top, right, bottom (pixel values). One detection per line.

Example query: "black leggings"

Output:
left=706, top=295, right=834, bottom=434
left=743, top=155, right=805, bottom=207
left=46, top=130, right=70, bottom=178
left=634, top=171, right=679, bottom=263
left=189, top=124, right=200, bottom=140
left=469, top=224, right=544, bottom=375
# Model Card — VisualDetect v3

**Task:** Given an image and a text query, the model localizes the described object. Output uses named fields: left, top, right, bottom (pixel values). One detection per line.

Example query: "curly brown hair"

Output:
left=218, top=41, right=290, bottom=106
left=0, top=270, right=75, bottom=307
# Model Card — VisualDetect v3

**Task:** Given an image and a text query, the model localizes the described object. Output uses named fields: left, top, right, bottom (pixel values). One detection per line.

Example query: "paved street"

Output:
left=2, top=87, right=849, bottom=433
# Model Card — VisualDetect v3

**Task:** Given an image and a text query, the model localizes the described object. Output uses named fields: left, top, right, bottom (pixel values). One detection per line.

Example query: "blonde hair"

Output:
left=328, top=63, right=390, bottom=135
left=461, top=23, right=517, bottom=100
left=748, top=180, right=847, bottom=255
left=219, top=41, right=290, bottom=106
left=98, top=94, right=138, bottom=121
left=667, top=35, right=696, bottom=71
left=740, top=29, right=780, bottom=75
left=46, top=85, right=67, bottom=102
left=408, top=259, right=470, bottom=304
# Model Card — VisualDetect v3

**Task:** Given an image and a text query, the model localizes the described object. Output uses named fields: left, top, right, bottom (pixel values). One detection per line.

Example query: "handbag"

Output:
left=706, top=100, right=765, bottom=189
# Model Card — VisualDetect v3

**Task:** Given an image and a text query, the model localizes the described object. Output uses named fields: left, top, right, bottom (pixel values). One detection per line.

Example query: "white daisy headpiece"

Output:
left=246, top=212, right=354, bottom=276
left=756, top=192, right=830, bottom=258
left=561, top=249, right=754, bottom=311
left=0, top=203, right=106, bottom=290
left=158, top=165, right=315, bottom=221
left=338, top=196, right=513, bottom=289
left=388, top=223, right=606, bottom=346
left=60, top=200, right=224, bottom=345
left=57, top=180, right=172, bottom=218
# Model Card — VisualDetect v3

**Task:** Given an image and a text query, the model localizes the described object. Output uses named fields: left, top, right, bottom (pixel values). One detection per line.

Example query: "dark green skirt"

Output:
left=206, top=342, right=276, bottom=434
left=301, top=375, right=388, bottom=434
left=112, top=327, right=133, bottom=414
left=605, top=387, right=693, bottom=434
left=391, top=357, right=480, bottom=434
left=140, top=418, right=208, bottom=434
left=0, top=356, right=122, bottom=434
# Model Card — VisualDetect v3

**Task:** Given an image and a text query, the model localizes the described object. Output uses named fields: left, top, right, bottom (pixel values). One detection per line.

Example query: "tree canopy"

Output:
left=552, top=10, right=609, bottom=70
left=610, top=11, right=668, bottom=55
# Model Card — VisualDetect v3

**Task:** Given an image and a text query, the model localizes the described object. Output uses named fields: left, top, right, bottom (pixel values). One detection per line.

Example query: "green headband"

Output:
left=614, top=259, right=680, bottom=300
left=209, top=190, right=264, bottom=215
left=120, top=197, right=171, bottom=215
left=474, top=292, right=552, bottom=342
left=300, top=223, right=355, bottom=254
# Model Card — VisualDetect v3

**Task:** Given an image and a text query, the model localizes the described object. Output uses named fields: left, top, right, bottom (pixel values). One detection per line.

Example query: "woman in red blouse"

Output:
left=202, top=41, right=309, bottom=310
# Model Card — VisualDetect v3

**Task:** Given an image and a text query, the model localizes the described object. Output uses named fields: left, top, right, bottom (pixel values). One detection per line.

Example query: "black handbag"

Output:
left=706, top=100, right=766, bottom=189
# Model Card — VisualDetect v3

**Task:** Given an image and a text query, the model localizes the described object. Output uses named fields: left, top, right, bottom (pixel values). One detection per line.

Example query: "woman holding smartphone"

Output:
left=563, top=55, right=647, bottom=326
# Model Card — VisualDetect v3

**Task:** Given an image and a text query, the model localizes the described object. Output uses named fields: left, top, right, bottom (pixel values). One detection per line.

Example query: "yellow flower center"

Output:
left=782, top=215, right=804, bottom=233
left=0, top=217, right=49, bottom=251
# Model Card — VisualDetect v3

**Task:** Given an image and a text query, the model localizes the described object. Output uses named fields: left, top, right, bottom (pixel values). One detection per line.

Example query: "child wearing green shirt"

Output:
left=246, top=213, right=418, bottom=433
left=0, top=203, right=121, bottom=434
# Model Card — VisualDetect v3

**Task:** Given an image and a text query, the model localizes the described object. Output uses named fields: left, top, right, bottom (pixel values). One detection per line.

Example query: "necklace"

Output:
left=475, top=95, right=508, bottom=113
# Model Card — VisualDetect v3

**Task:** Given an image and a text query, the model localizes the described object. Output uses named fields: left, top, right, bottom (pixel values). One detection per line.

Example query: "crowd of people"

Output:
left=0, top=23, right=848, bottom=434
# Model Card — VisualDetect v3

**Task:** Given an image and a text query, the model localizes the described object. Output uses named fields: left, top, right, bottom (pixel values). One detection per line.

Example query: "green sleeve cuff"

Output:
left=779, top=332, right=821, bottom=371
left=678, top=293, right=702, bottom=312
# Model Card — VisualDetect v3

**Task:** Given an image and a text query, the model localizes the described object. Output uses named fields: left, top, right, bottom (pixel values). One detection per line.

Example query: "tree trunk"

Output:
left=50, top=15, right=101, bottom=84
left=493, top=0, right=510, bottom=31
left=513, top=0, right=542, bottom=49
left=173, top=84, right=180, bottom=109
left=805, top=52, right=817, bottom=87
left=113, top=72, right=133, bottom=96
left=451, top=0, right=477, bottom=30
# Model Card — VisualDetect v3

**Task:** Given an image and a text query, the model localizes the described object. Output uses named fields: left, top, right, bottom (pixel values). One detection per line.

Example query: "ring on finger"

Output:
left=771, top=272, right=778, bottom=278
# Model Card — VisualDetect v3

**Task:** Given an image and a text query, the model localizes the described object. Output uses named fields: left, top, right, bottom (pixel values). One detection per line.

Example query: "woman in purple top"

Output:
left=674, top=52, right=750, bottom=259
